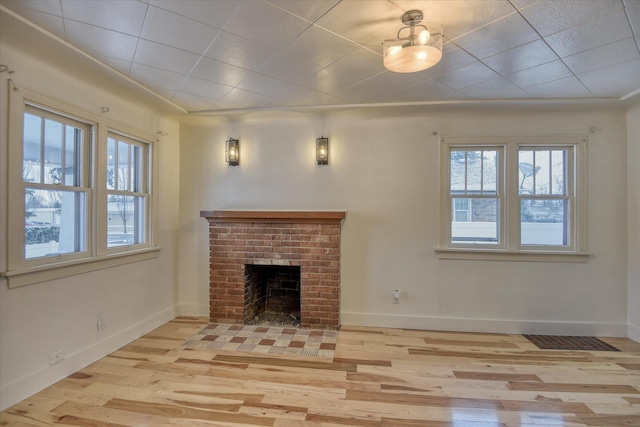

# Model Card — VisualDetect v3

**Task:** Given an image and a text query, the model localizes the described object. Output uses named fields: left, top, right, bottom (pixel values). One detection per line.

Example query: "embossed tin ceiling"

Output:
left=1, top=0, right=639, bottom=112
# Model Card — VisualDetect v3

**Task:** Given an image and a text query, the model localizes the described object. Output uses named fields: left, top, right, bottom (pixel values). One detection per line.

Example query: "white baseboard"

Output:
left=0, top=305, right=178, bottom=411
left=340, top=312, right=628, bottom=337
left=629, top=323, right=640, bottom=343
left=178, top=304, right=209, bottom=317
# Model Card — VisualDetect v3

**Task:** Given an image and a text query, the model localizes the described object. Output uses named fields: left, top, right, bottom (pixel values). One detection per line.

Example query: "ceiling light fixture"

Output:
left=383, top=10, right=443, bottom=73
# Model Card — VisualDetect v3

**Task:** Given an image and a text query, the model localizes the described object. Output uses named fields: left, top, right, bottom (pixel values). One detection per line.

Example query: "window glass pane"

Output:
left=451, top=198, right=498, bottom=244
left=466, top=150, right=482, bottom=193
left=107, top=194, right=145, bottom=247
left=64, top=125, right=77, bottom=186
left=135, top=196, right=146, bottom=243
left=518, top=150, right=537, bottom=194
left=24, top=112, right=84, bottom=187
left=43, top=119, right=63, bottom=184
left=107, top=137, right=116, bottom=190
left=23, top=113, right=42, bottom=183
left=534, top=150, right=550, bottom=195
left=482, top=150, right=497, bottom=194
left=117, top=140, right=129, bottom=191
left=131, top=145, right=140, bottom=192
left=25, top=188, right=85, bottom=259
left=450, top=150, right=466, bottom=193
left=520, top=149, right=569, bottom=196
left=521, top=199, right=568, bottom=246
left=551, top=150, right=567, bottom=195
left=451, top=149, right=498, bottom=195
left=23, top=160, right=41, bottom=183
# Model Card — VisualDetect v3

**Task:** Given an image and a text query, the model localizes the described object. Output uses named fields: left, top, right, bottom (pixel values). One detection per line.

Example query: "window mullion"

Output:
left=61, top=125, right=66, bottom=186
left=114, top=139, right=119, bottom=190
left=480, top=150, right=484, bottom=194
left=39, top=117, right=45, bottom=184
left=127, top=144, right=132, bottom=192
left=76, top=128, right=83, bottom=187
left=548, top=150, right=552, bottom=195
left=108, top=190, right=147, bottom=198
left=95, top=127, right=109, bottom=257
left=506, top=143, right=519, bottom=251
left=464, top=151, right=468, bottom=193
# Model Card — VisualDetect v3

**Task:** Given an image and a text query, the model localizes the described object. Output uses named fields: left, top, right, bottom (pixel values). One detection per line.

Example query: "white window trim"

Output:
left=2, top=82, right=161, bottom=288
left=105, top=130, right=153, bottom=254
left=436, top=135, right=590, bottom=262
left=1, top=248, right=161, bottom=287
left=21, top=105, right=95, bottom=267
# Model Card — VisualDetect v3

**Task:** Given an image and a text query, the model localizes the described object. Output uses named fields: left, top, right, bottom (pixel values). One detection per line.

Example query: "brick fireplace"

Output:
left=200, top=211, right=346, bottom=329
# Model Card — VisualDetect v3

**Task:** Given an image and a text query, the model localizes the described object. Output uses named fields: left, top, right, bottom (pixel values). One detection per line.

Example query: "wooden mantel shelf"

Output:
left=200, top=210, right=346, bottom=224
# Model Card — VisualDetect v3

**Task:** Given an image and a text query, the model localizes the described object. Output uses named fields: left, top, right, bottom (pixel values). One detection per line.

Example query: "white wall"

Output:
left=0, top=19, right=181, bottom=409
left=179, top=104, right=629, bottom=337
left=628, top=99, right=640, bottom=342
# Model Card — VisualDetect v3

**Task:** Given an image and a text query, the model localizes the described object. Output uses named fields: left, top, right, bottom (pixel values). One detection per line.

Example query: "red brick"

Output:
left=204, top=219, right=341, bottom=329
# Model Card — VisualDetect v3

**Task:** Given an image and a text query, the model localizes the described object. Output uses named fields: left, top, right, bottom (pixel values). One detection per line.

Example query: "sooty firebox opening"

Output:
left=244, top=265, right=301, bottom=325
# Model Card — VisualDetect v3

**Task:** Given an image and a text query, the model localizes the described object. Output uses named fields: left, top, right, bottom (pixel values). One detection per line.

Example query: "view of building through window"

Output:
left=449, top=145, right=572, bottom=247
left=450, top=149, right=500, bottom=244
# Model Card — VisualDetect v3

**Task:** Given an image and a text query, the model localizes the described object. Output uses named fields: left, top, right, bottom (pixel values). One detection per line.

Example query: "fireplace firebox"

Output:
left=244, top=265, right=301, bottom=324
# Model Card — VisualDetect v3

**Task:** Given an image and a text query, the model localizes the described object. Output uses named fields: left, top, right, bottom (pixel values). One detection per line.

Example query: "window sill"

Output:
left=0, top=246, right=162, bottom=288
left=434, top=247, right=591, bottom=263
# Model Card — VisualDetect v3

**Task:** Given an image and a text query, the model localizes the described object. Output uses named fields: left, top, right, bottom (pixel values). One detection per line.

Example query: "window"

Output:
left=450, top=148, right=500, bottom=244
left=22, top=106, right=91, bottom=260
left=107, top=133, right=149, bottom=248
left=438, top=136, right=587, bottom=261
left=4, top=84, right=159, bottom=287
left=519, top=148, right=571, bottom=247
left=453, top=199, right=471, bottom=222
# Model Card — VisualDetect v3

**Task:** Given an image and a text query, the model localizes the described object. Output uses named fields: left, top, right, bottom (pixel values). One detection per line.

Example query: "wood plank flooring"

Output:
left=2, top=317, right=640, bottom=426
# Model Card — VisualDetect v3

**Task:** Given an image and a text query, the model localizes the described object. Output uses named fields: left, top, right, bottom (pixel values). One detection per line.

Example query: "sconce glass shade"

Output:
left=383, top=10, right=443, bottom=73
left=316, top=136, right=329, bottom=165
left=226, top=138, right=239, bottom=166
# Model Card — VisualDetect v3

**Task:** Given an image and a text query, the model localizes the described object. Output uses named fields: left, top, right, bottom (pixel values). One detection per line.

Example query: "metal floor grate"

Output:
left=524, top=335, right=620, bottom=351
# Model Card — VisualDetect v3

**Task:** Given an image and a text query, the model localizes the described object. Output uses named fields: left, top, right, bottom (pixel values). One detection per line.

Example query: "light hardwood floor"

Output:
left=2, top=317, right=639, bottom=426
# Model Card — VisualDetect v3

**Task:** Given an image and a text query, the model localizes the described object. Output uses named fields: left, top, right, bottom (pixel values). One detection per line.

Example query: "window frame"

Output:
left=106, top=131, right=151, bottom=252
left=3, top=83, right=160, bottom=288
left=21, top=104, right=93, bottom=264
left=448, top=145, right=505, bottom=249
left=516, top=145, right=575, bottom=251
left=437, top=135, right=589, bottom=262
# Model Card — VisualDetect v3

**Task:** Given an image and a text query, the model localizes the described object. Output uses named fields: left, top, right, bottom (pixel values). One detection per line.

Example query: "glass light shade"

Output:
left=383, top=22, right=443, bottom=73
left=316, top=137, right=329, bottom=165
left=225, top=138, right=239, bottom=166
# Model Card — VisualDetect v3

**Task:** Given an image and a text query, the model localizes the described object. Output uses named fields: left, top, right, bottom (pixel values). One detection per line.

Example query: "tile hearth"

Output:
left=183, top=323, right=337, bottom=358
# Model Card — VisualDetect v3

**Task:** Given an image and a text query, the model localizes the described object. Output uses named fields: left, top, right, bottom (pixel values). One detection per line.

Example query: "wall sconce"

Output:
left=225, top=138, right=239, bottom=166
left=316, top=136, right=329, bottom=165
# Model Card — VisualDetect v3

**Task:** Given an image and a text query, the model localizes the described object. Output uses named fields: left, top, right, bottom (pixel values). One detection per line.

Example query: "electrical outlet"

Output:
left=392, top=289, right=400, bottom=304
left=97, top=314, right=106, bottom=331
left=49, top=348, right=65, bottom=365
